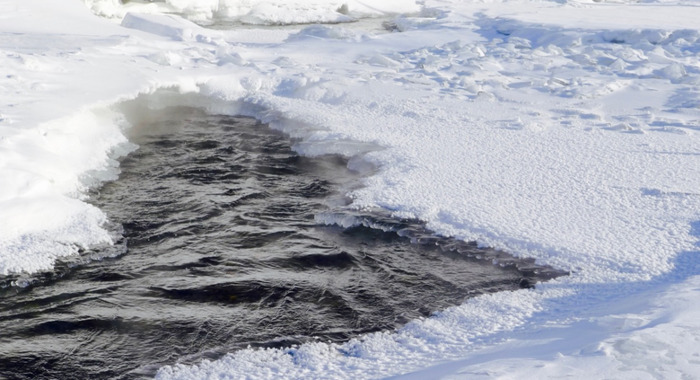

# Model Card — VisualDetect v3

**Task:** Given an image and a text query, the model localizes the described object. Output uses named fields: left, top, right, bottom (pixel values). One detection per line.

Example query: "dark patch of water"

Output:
left=0, top=108, right=565, bottom=380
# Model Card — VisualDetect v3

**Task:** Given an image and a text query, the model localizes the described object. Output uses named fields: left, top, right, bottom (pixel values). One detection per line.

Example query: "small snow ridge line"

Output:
left=350, top=0, right=420, bottom=16
left=120, top=12, right=215, bottom=41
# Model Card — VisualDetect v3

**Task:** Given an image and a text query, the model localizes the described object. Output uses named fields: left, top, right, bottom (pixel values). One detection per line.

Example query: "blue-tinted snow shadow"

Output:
left=473, top=12, right=700, bottom=49
left=388, top=219, right=700, bottom=380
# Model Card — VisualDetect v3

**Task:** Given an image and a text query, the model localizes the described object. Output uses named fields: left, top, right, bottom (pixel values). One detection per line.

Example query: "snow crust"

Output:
left=1, top=0, right=700, bottom=378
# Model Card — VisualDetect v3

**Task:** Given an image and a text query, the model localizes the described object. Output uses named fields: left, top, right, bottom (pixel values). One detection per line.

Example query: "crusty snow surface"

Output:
left=1, top=0, right=699, bottom=379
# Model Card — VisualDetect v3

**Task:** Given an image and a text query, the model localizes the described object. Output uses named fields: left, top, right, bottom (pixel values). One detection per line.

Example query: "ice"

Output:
left=2, top=0, right=700, bottom=378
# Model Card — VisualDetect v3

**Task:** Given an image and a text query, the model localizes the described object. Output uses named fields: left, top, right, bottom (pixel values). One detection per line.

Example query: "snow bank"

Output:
left=83, top=0, right=421, bottom=25
left=396, top=273, right=700, bottom=380
left=0, top=107, right=129, bottom=275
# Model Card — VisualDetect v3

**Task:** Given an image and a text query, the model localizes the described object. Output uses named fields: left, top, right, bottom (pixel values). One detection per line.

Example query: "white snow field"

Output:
left=1, top=0, right=700, bottom=378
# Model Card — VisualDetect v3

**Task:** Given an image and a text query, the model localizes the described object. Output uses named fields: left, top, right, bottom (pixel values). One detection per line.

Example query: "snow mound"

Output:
left=286, top=24, right=361, bottom=42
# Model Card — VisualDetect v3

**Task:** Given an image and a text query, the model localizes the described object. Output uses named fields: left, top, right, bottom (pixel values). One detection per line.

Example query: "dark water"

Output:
left=0, top=108, right=565, bottom=379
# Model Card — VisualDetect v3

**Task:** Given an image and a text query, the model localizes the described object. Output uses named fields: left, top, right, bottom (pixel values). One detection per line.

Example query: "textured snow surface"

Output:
left=1, top=0, right=699, bottom=378
left=82, top=0, right=421, bottom=25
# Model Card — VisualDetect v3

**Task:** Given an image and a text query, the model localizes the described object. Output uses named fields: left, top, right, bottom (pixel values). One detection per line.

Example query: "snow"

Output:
left=82, top=0, right=421, bottom=25
left=1, top=0, right=700, bottom=378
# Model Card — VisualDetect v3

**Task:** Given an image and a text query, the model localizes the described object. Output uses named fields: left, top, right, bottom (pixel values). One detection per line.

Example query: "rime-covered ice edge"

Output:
left=1, top=0, right=699, bottom=378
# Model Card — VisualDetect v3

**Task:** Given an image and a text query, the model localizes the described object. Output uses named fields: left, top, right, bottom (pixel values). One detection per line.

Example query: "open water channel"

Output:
left=0, top=107, right=564, bottom=379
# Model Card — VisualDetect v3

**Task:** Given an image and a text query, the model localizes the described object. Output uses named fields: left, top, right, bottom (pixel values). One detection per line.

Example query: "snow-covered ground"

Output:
left=1, top=0, right=699, bottom=378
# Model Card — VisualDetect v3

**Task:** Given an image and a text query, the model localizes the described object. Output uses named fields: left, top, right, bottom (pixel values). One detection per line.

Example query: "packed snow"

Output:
left=1, top=0, right=699, bottom=378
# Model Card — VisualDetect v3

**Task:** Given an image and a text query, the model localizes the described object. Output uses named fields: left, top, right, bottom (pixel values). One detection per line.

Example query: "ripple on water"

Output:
left=0, top=107, right=565, bottom=380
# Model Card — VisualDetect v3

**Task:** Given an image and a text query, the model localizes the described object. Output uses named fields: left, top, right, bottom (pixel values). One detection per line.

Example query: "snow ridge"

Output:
left=82, top=0, right=421, bottom=25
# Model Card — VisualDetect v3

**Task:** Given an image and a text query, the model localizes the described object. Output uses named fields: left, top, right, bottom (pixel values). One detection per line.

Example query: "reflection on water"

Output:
left=0, top=108, right=565, bottom=379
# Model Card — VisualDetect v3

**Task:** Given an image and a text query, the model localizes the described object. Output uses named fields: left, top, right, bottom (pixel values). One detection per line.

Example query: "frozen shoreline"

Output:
left=1, top=0, right=699, bottom=379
